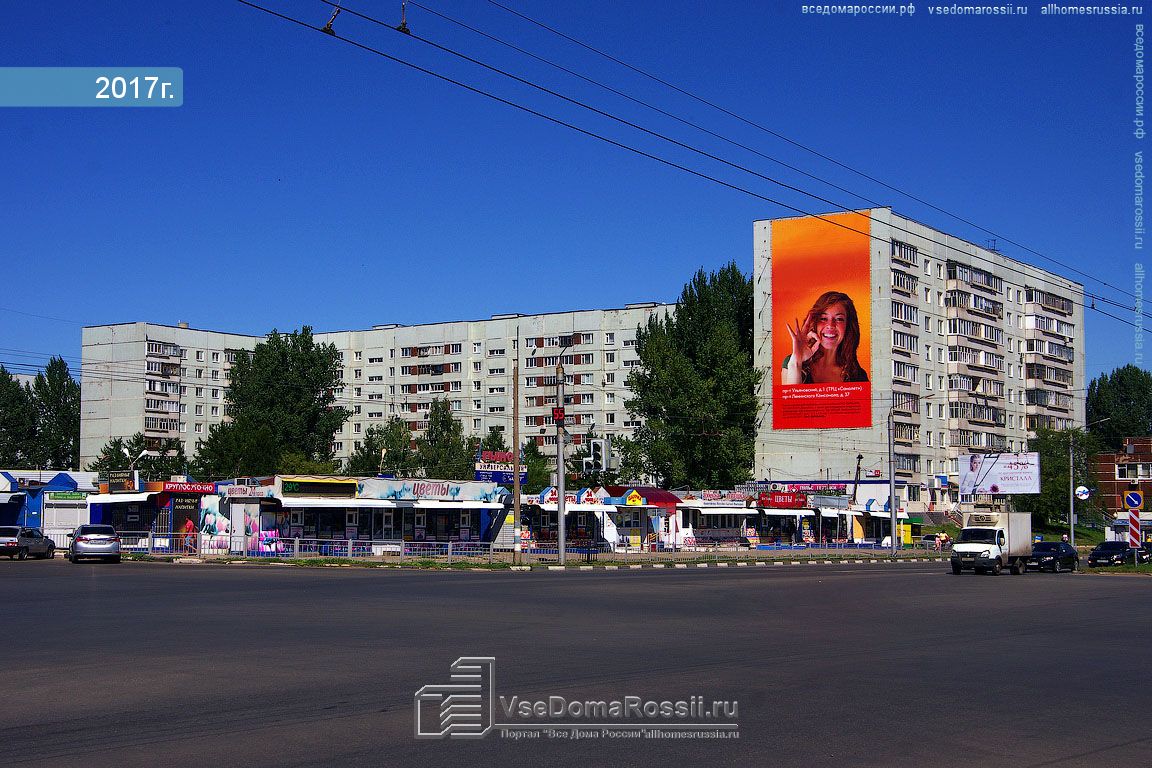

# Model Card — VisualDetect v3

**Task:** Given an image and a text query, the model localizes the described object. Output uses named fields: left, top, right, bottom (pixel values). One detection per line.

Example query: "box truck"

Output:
left=949, top=510, right=1032, bottom=575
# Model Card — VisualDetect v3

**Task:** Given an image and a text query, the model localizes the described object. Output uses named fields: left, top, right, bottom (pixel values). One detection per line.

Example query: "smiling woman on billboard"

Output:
left=782, top=290, right=869, bottom=385
left=771, top=210, right=873, bottom=430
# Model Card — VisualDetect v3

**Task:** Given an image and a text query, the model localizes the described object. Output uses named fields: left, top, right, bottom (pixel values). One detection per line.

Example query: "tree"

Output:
left=344, top=419, right=417, bottom=476
left=0, top=366, right=36, bottom=466
left=1086, top=365, right=1152, bottom=450
left=480, top=427, right=508, bottom=452
left=28, top=356, right=81, bottom=470
left=414, top=399, right=474, bottom=479
left=521, top=439, right=551, bottom=494
left=626, top=263, right=761, bottom=488
left=1010, top=428, right=1104, bottom=529
left=86, top=432, right=188, bottom=481
left=192, top=327, right=349, bottom=477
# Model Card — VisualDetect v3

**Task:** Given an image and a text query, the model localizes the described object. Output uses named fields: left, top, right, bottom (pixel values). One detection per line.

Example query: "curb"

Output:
left=120, top=555, right=949, bottom=572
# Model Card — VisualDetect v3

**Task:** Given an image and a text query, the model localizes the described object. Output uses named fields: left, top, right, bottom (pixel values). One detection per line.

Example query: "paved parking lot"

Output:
left=1, top=558, right=1149, bottom=767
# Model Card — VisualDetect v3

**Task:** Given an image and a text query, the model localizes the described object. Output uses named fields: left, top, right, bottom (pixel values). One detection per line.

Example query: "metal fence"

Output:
left=41, top=530, right=947, bottom=566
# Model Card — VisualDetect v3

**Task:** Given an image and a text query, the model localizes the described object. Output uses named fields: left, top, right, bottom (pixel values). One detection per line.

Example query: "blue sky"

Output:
left=1, top=1, right=1145, bottom=384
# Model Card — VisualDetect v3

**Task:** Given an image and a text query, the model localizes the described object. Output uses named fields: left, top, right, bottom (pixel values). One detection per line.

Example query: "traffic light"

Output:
left=590, top=439, right=607, bottom=472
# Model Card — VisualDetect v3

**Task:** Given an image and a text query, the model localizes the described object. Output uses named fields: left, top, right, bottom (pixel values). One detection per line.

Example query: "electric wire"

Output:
left=262, top=0, right=1147, bottom=329
left=480, top=0, right=1137, bottom=304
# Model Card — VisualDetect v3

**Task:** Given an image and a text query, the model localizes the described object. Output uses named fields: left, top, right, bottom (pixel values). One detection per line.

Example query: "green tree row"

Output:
left=0, top=358, right=81, bottom=470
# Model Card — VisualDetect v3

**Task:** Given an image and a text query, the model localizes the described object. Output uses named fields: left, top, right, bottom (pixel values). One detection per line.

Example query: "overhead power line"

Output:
left=241, top=0, right=1144, bottom=331
left=479, top=0, right=1134, bottom=304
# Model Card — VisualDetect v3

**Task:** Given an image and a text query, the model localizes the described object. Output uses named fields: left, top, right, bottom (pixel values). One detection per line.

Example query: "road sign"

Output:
left=1125, top=490, right=1143, bottom=510
left=1075, top=485, right=1090, bottom=500
left=1130, top=509, right=1143, bottom=549
left=551, top=407, right=565, bottom=424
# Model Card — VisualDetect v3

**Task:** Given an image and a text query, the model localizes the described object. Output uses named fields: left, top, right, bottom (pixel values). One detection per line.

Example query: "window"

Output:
left=354, top=351, right=362, bottom=361
left=473, top=419, right=482, bottom=430
left=891, top=360, right=920, bottom=383
left=211, top=352, right=220, bottom=363
left=606, top=392, right=615, bottom=404
left=473, top=362, right=482, bottom=372
left=211, top=370, right=219, bottom=380
left=605, top=373, right=615, bottom=384
left=605, top=333, right=615, bottom=345
left=211, top=389, right=220, bottom=399
left=354, top=423, right=361, bottom=433
left=488, top=348, right=506, bottom=357
left=196, top=351, right=204, bottom=361
left=891, top=301, right=919, bottom=324
left=892, top=329, right=918, bottom=353
left=473, top=400, right=482, bottom=410
left=473, top=342, right=483, bottom=354
left=354, top=369, right=362, bottom=379
left=195, top=387, right=204, bottom=398
left=210, top=406, right=219, bottom=417
left=195, top=368, right=203, bottom=379
left=606, top=352, right=616, bottom=363
left=488, top=367, right=505, bottom=376
left=194, top=423, right=203, bottom=434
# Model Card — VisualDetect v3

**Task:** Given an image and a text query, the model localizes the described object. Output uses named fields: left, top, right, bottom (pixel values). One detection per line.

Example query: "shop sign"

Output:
left=107, top=470, right=140, bottom=494
left=699, top=490, right=750, bottom=504
left=358, top=478, right=504, bottom=502
left=783, top=482, right=847, bottom=494
left=171, top=495, right=201, bottom=518
left=280, top=477, right=357, bottom=498
left=757, top=491, right=808, bottom=509
left=48, top=491, right=88, bottom=501
left=163, top=481, right=216, bottom=494
left=624, top=490, right=645, bottom=506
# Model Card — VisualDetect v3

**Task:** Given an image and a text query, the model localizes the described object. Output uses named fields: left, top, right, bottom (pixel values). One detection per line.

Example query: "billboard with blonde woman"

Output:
left=772, top=211, right=872, bottom=429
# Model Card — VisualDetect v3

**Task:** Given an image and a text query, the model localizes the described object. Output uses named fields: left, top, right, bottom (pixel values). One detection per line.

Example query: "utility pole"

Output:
left=888, top=406, right=898, bottom=556
left=556, top=353, right=567, bottom=566
left=512, top=323, right=522, bottom=564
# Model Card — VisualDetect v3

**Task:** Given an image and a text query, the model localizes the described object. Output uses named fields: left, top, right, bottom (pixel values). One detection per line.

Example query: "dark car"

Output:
left=1026, top=541, right=1079, bottom=572
left=0, top=526, right=56, bottom=560
left=1088, top=540, right=1149, bottom=567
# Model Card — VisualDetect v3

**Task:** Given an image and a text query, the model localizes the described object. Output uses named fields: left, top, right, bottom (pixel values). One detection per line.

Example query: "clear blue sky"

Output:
left=1, top=1, right=1145, bottom=385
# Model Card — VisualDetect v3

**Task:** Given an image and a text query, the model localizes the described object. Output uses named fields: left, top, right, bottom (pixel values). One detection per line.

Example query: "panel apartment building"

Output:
left=79, top=304, right=673, bottom=468
left=753, top=208, right=1085, bottom=513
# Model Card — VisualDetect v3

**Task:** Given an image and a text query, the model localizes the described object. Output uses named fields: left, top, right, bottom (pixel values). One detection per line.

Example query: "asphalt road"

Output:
left=1, top=558, right=1148, bottom=768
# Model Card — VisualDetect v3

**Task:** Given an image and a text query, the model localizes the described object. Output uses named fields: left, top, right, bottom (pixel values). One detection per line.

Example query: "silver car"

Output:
left=0, top=526, right=56, bottom=560
left=67, top=524, right=122, bottom=563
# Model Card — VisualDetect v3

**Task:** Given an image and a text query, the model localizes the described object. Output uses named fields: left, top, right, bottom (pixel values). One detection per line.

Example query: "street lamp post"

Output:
left=890, top=394, right=933, bottom=556
left=1070, top=417, right=1110, bottom=547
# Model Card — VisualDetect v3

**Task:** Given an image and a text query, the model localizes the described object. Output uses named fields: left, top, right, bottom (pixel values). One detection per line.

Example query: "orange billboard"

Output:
left=772, top=211, right=872, bottom=429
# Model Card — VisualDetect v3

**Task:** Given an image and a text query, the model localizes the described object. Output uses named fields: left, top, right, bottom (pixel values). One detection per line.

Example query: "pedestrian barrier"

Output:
left=41, top=529, right=947, bottom=567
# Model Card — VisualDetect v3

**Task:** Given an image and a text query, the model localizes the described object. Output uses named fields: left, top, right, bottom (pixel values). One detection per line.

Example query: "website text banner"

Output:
left=772, top=211, right=873, bottom=429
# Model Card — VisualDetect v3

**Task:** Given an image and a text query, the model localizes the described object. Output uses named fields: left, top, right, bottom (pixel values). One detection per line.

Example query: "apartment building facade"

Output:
left=753, top=208, right=1086, bottom=513
left=80, top=304, right=673, bottom=468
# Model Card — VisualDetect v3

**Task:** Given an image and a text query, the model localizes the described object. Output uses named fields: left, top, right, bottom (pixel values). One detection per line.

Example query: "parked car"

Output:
left=1087, top=540, right=1149, bottom=567
left=67, top=525, right=121, bottom=563
left=1025, top=541, right=1079, bottom=572
left=0, top=526, right=56, bottom=560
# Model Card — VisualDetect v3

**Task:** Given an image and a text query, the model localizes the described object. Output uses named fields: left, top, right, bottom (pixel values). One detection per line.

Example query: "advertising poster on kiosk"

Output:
left=772, top=211, right=873, bottom=429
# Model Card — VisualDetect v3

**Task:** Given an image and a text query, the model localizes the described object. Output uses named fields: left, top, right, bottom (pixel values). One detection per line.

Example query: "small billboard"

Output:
left=958, top=452, right=1040, bottom=495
